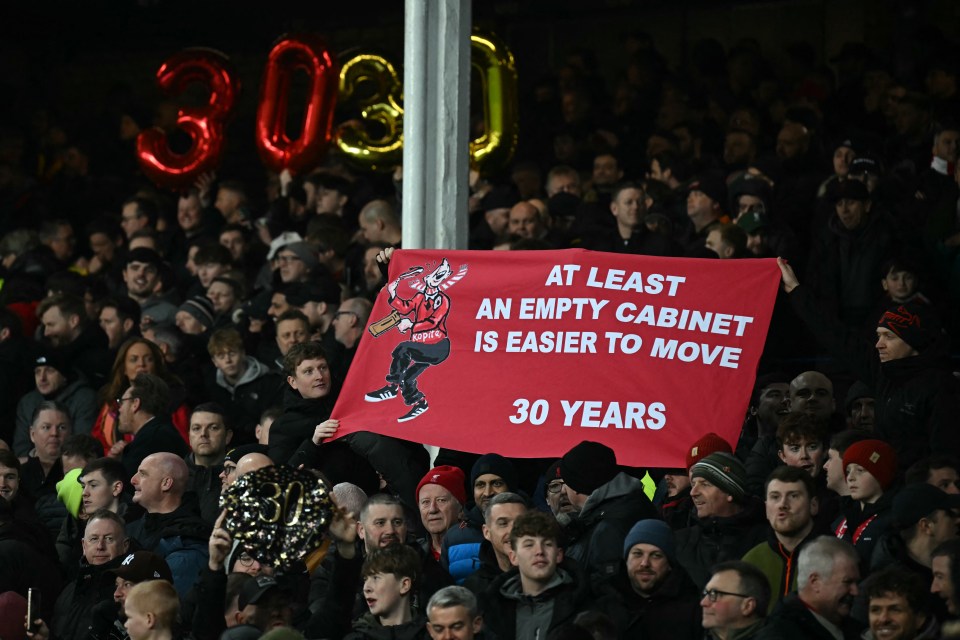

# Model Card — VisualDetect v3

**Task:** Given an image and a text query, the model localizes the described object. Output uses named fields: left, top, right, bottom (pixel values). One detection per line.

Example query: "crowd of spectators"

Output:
left=0, top=23, right=959, bottom=640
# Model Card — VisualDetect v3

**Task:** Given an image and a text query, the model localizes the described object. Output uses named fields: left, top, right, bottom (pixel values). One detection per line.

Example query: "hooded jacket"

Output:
left=742, top=526, right=822, bottom=612
left=479, top=559, right=612, bottom=640
left=675, top=498, right=769, bottom=589
left=563, top=472, right=659, bottom=581
left=203, top=356, right=284, bottom=443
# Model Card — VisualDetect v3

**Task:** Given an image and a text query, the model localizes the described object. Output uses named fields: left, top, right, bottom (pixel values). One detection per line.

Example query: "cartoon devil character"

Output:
left=365, top=258, right=454, bottom=422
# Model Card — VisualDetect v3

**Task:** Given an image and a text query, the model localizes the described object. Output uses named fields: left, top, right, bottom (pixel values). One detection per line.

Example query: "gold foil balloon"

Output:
left=335, top=53, right=404, bottom=172
left=220, top=465, right=334, bottom=571
left=469, top=30, right=519, bottom=175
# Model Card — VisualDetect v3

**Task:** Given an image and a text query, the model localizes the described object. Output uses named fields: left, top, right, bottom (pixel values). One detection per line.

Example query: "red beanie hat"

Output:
left=842, top=439, right=898, bottom=490
left=686, top=432, right=733, bottom=470
left=416, top=465, right=466, bottom=506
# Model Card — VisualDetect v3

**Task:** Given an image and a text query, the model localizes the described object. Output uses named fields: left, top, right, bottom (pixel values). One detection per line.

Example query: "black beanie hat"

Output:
left=559, top=441, right=618, bottom=495
left=470, top=453, right=518, bottom=490
left=877, top=302, right=940, bottom=352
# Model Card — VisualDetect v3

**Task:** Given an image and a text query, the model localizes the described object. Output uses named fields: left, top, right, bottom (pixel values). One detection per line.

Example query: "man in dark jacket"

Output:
left=869, top=483, right=959, bottom=623
left=37, top=293, right=112, bottom=387
left=778, top=259, right=960, bottom=471
left=761, top=536, right=864, bottom=640
left=463, top=493, right=527, bottom=597
left=806, top=179, right=897, bottom=328
left=558, top=441, right=658, bottom=581
left=185, top=403, right=232, bottom=526
left=609, top=519, right=702, bottom=640
left=675, top=452, right=768, bottom=588
left=125, top=452, right=210, bottom=596
left=118, top=373, right=189, bottom=481
left=203, top=327, right=283, bottom=444
left=478, top=511, right=618, bottom=640
left=50, top=510, right=131, bottom=640
left=442, top=454, right=519, bottom=584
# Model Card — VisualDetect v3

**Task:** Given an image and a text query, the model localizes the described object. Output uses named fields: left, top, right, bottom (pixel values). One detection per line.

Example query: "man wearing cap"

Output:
left=558, top=441, right=658, bottom=581
left=276, top=241, right=321, bottom=285
left=469, top=185, right=517, bottom=250
left=123, top=248, right=179, bottom=327
left=88, top=551, right=174, bottom=640
left=743, top=466, right=823, bottom=612
left=417, top=465, right=467, bottom=563
left=441, top=454, right=518, bottom=584
left=869, top=483, right=959, bottom=622
left=683, top=172, right=731, bottom=257
left=608, top=519, right=702, bottom=640
left=762, top=536, right=863, bottom=640
left=14, top=351, right=97, bottom=456
left=284, top=277, right=347, bottom=375
left=779, top=259, right=960, bottom=471
left=663, top=432, right=733, bottom=531
left=807, top=178, right=897, bottom=328
left=675, top=452, right=768, bottom=589
left=175, top=295, right=215, bottom=336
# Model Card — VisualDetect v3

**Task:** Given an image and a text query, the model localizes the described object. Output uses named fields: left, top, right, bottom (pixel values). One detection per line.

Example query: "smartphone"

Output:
left=26, top=588, right=40, bottom=633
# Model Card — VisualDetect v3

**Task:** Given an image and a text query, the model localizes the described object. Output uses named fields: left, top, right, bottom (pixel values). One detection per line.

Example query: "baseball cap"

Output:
left=111, top=551, right=174, bottom=583
left=238, top=575, right=281, bottom=610
left=892, top=484, right=960, bottom=529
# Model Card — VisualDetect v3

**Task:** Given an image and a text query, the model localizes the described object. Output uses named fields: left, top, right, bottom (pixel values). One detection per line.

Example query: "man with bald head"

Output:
left=235, top=452, right=273, bottom=479
left=126, top=452, right=211, bottom=595
left=507, top=201, right=546, bottom=241
left=358, top=199, right=402, bottom=246
left=789, top=371, right=836, bottom=425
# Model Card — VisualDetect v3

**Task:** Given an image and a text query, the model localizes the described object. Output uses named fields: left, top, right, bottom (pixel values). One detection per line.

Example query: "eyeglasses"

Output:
left=702, top=588, right=750, bottom=602
left=115, top=396, right=135, bottom=407
left=546, top=481, right=565, bottom=494
left=238, top=552, right=255, bottom=566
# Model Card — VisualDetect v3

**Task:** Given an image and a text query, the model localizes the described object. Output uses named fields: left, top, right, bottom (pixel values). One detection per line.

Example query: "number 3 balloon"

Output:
left=136, top=48, right=239, bottom=190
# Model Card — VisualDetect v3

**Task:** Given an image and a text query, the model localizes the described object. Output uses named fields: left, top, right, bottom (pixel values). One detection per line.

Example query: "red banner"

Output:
left=332, top=249, right=780, bottom=468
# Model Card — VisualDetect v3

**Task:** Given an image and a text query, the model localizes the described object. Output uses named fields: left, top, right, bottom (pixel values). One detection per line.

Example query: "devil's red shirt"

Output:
left=390, top=290, right=450, bottom=344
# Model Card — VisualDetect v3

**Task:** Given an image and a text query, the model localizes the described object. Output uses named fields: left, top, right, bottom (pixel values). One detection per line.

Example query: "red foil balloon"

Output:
left=136, top=48, right=239, bottom=190
left=255, top=34, right=339, bottom=175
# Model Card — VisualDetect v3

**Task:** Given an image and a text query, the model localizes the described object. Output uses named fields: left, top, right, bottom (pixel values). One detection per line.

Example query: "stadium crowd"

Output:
left=0, top=22, right=959, bottom=640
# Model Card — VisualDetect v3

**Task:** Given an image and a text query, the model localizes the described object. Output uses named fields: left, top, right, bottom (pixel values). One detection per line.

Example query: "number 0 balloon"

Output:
left=255, top=34, right=339, bottom=175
